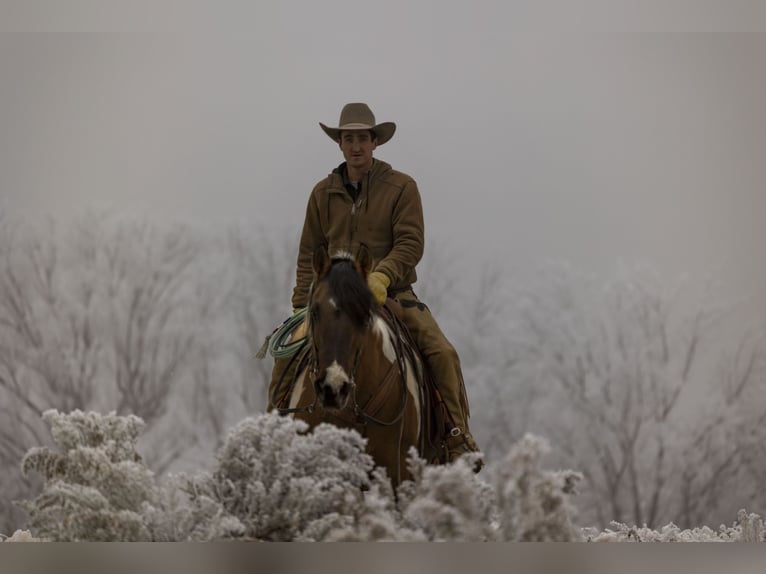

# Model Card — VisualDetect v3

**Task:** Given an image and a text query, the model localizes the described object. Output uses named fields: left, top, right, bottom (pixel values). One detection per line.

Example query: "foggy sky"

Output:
left=2, top=2, right=766, bottom=307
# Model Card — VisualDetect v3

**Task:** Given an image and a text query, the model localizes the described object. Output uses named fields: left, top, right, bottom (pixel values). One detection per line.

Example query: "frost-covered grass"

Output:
left=584, top=509, right=766, bottom=542
left=4, top=409, right=765, bottom=542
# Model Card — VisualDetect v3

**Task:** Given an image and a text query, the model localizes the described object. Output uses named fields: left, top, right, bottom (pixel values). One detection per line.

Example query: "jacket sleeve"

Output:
left=291, top=187, right=324, bottom=309
left=374, top=178, right=424, bottom=286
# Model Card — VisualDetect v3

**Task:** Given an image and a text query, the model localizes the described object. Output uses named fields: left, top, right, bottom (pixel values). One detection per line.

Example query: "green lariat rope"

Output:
left=255, top=307, right=308, bottom=360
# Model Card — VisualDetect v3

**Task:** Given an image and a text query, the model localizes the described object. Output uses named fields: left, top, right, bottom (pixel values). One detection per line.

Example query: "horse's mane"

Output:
left=325, top=256, right=375, bottom=327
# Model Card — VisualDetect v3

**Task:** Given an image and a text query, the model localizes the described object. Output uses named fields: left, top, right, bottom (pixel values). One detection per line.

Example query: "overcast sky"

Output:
left=2, top=2, right=765, bottom=306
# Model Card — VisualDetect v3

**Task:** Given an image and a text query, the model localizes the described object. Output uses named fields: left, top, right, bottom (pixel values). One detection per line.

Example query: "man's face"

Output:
left=340, top=130, right=377, bottom=174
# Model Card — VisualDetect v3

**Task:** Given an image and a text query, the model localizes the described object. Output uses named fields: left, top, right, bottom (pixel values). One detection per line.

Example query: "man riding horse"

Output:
left=269, top=102, right=480, bottom=464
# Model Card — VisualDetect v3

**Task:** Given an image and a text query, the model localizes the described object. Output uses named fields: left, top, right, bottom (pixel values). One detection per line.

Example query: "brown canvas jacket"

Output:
left=292, top=159, right=424, bottom=309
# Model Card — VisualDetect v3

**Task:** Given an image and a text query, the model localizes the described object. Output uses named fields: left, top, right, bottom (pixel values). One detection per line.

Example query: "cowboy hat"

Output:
left=319, top=103, right=396, bottom=145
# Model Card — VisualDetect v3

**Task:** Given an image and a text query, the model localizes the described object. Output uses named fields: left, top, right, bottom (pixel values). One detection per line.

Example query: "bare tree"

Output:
left=96, top=218, right=226, bottom=473
left=0, top=217, right=103, bottom=532
left=452, top=263, right=533, bottom=462
left=504, top=263, right=766, bottom=528
left=226, top=224, right=297, bottom=415
left=0, top=214, right=221, bottom=533
left=676, top=327, right=766, bottom=526
left=102, top=220, right=200, bottom=423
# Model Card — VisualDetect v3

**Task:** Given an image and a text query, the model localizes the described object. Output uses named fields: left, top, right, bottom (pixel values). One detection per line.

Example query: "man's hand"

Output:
left=367, top=272, right=390, bottom=305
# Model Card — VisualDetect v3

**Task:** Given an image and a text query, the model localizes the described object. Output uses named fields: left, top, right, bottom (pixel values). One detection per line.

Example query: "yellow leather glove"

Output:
left=367, top=271, right=390, bottom=305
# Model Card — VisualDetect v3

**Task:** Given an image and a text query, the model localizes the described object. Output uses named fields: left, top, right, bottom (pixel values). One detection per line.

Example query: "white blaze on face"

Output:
left=372, top=316, right=396, bottom=363
left=324, top=360, right=350, bottom=392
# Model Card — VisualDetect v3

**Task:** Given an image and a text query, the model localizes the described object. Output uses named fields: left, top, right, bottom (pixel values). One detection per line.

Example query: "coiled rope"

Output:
left=255, top=307, right=308, bottom=359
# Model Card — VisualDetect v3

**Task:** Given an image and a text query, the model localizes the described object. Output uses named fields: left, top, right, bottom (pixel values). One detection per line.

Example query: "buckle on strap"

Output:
left=449, top=427, right=462, bottom=437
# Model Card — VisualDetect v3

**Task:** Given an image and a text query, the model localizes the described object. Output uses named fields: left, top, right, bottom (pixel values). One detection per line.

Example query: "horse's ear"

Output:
left=313, top=245, right=331, bottom=277
left=357, top=244, right=372, bottom=277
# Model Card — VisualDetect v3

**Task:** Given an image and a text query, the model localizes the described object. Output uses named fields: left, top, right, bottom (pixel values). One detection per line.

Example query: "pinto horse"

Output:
left=278, top=246, right=428, bottom=486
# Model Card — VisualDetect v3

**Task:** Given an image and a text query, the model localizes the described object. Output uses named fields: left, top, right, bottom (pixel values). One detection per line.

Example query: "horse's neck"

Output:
left=366, top=313, right=398, bottom=367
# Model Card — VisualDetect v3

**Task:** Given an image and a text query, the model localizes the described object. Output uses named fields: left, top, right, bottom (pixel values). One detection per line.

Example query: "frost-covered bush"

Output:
left=495, top=434, right=583, bottom=541
left=141, top=473, right=245, bottom=541
left=20, top=409, right=156, bottom=541
left=1, top=529, right=39, bottom=542
left=23, top=409, right=719, bottom=543
left=584, top=509, right=766, bottom=542
left=296, top=466, right=425, bottom=541
left=194, top=413, right=377, bottom=541
left=19, top=409, right=238, bottom=542
left=398, top=450, right=496, bottom=541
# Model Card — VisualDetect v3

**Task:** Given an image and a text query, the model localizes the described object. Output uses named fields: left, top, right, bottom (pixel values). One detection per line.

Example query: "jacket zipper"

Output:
left=351, top=174, right=366, bottom=236
left=350, top=196, right=361, bottom=246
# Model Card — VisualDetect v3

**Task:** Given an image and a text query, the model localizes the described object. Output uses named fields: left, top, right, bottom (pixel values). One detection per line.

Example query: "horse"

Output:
left=275, top=246, right=436, bottom=486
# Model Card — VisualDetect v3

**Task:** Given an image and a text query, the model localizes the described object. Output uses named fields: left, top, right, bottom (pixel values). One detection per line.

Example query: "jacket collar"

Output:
left=329, top=159, right=390, bottom=189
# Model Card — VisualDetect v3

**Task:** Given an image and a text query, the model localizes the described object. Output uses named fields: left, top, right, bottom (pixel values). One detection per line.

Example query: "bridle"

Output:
left=279, top=298, right=413, bottom=483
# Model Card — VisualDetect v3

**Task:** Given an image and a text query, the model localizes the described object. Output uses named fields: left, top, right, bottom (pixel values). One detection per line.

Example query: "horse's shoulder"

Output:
left=377, top=303, right=421, bottom=366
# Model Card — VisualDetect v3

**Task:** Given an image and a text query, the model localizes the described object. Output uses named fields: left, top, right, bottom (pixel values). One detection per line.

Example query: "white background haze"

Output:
left=2, top=1, right=766, bottom=301
left=1, top=0, right=766, bottom=538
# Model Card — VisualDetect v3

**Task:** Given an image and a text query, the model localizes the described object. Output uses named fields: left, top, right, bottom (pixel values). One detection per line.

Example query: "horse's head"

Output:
left=308, top=245, right=374, bottom=410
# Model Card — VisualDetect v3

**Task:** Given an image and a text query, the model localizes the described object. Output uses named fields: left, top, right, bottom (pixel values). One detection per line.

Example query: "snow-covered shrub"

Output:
left=737, top=509, right=766, bottom=542
left=16, top=410, right=589, bottom=542
left=297, top=466, right=425, bottom=541
left=397, top=449, right=496, bottom=541
left=195, top=413, right=377, bottom=541
left=1, top=529, right=40, bottom=542
left=20, top=409, right=156, bottom=541
left=495, top=433, right=583, bottom=541
left=141, top=473, right=245, bottom=541
left=584, top=509, right=766, bottom=542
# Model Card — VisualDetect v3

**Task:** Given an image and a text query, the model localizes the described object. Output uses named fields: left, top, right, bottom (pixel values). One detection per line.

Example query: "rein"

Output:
left=295, top=310, right=410, bottom=429
left=271, top=347, right=315, bottom=414
left=279, top=305, right=413, bottom=483
left=351, top=347, right=408, bottom=428
left=275, top=256, right=419, bottom=484
left=350, top=309, right=410, bottom=429
left=343, top=307, right=410, bottom=484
